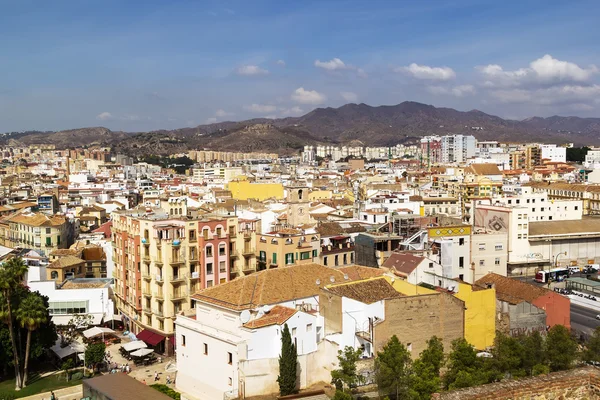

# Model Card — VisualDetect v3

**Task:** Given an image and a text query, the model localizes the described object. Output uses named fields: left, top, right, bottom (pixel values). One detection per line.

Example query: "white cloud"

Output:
left=263, top=115, right=277, bottom=119
left=291, top=87, right=326, bottom=105
left=477, top=54, right=598, bottom=87
left=427, top=85, right=476, bottom=97
left=236, top=65, right=269, bottom=76
left=96, top=112, right=113, bottom=120
left=215, top=109, right=233, bottom=117
left=276, top=60, right=286, bottom=67
left=356, top=68, right=368, bottom=78
left=243, top=104, right=277, bottom=113
left=490, top=84, right=600, bottom=105
left=340, top=91, right=359, bottom=102
left=398, top=63, right=456, bottom=81
left=279, top=106, right=304, bottom=117
left=314, top=58, right=348, bottom=71
left=205, top=117, right=218, bottom=124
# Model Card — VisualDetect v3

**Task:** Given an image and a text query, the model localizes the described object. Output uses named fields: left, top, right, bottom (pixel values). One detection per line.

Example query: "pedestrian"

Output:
left=166, top=375, right=171, bottom=384
left=50, top=391, right=56, bottom=400
left=154, top=371, right=159, bottom=382
left=142, top=379, right=147, bottom=385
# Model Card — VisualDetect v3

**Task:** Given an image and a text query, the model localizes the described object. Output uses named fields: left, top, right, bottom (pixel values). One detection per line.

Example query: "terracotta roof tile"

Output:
left=324, top=277, right=404, bottom=304
left=475, top=273, right=555, bottom=304
left=338, top=265, right=384, bottom=281
left=383, top=252, right=426, bottom=277
left=242, top=305, right=297, bottom=329
left=193, top=263, right=356, bottom=310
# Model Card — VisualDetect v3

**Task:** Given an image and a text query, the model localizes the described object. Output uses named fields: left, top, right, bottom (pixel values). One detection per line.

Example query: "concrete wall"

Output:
left=532, top=291, right=571, bottom=329
left=501, top=301, right=547, bottom=337
left=374, top=292, right=464, bottom=358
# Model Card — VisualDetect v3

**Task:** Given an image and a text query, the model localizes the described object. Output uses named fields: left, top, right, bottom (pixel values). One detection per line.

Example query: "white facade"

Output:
left=430, top=234, right=472, bottom=283
left=176, top=298, right=326, bottom=400
left=540, top=145, right=566, bottom=163
left=441, top=135, right=476, bottom=164
left=584, top=149, right=600, bottom=169
left=492, top=187, right=583, bottom=222
left=471, top=231, right=508, bottom=281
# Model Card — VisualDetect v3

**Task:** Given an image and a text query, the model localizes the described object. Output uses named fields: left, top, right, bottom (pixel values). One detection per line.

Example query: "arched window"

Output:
left=51, top=271, right=58, bottom=279
left=298, top=189, right=303, bottom=200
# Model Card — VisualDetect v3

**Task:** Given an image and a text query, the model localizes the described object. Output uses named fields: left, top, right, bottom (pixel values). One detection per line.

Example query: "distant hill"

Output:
left=4, top=101, right=600, bottom=155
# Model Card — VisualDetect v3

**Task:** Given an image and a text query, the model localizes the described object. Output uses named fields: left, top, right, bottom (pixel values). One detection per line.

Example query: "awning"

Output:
left=136, top=329, right=166, bottom=346
left=50, top=313, right=103, bottom=327
left=121, top=341, right=147, bottom=352
left=83, top=326, right=115, bottom=339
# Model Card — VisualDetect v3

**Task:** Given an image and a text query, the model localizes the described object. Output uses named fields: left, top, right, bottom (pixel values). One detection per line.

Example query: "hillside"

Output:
left=4, top=101, right=600, bottom=155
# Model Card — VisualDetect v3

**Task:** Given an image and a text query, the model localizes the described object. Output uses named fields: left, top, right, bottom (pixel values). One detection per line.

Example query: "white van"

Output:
left=568, top=266, right=581, bottom=274
left=586, top=264, right=600, bottom=272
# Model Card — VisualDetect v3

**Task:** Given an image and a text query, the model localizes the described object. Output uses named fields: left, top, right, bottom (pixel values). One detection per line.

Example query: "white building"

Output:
left=441, top=135, right=476, bottom=164
left=540, top=145, right=566, bottom=163
left=175, top=264, right=376, bottom=400
left=584, top=148, right=600, bottom=169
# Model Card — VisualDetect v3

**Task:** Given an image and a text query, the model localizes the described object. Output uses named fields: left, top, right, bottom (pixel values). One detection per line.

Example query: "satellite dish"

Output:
left=330, top=276, right=335, bottom=283
left=343, top=274, right=349, bottom=280
left=240, top=310, right=251, bottom=324
left=262, top=305, right=273, bottom=313
left=316, top=278, right=321, bottom=285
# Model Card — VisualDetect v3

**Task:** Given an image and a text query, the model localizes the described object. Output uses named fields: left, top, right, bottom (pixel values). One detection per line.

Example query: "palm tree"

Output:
left=16, top=292, right=48, bottom=387
left=0, top=257, right=29, bottom=390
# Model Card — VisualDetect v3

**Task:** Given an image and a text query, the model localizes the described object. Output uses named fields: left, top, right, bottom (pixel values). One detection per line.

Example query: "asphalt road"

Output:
left=571, top=304, right=600, bottom=336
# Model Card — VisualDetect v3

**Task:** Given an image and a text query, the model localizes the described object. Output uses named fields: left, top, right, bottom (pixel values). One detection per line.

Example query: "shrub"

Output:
left=71, top=372, right=84, bottom=381
left=333, top=390, right=352, bottom=400
left=150, top=384, right=181, bottom=400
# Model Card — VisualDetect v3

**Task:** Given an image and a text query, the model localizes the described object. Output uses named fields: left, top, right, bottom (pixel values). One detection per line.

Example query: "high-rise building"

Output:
left=440, top=135, right=477, bottom=164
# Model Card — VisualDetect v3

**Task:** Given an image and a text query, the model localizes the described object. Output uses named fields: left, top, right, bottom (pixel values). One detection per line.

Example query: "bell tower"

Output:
left=287, top=185, right=310, bottom=227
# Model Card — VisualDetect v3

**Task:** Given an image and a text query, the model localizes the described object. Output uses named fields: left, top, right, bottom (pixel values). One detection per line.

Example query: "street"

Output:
left=571, top=304, right=600, bottom=337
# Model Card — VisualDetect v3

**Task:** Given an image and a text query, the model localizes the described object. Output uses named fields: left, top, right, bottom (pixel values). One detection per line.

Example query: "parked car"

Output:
left=569, top=266, right=581, bottom=274
left=586, top=264, right=600, bottom=272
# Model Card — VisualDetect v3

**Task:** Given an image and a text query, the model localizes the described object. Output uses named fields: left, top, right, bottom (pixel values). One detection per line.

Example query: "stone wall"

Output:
left=433, top=367, right=600, bottom=400
left=374, top=292, right=464, bottom=358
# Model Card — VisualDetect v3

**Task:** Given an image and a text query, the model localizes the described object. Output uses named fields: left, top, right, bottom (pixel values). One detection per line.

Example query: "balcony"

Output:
left=171, top=290, right=187, bottom=301
left=142, top=272, right=152, bottom=281
left=243, top=230, right=253, bottom=240
left=297, top=241, right=312, bottom=249
left=170, top=258, right=185, bottom=266
left=242, top=247, right=255, bottom=256
left=142, top=289, right=152, bottom=298
left=190, top=271, right=200, bottom=280
left=143, top=254, right=150, bottom=263
left=152, top=309, right=166, bottom=318
left=143, top=308, right=152, bottom=315
left=154, top=259, right=164, bottom=266
left=155, top=275, right=164, bottom=284
left=170, top=274, right=187, bottom=284
left=153, top=291, right=164, bottom=300
left=230, top=250, right=240, bottom=258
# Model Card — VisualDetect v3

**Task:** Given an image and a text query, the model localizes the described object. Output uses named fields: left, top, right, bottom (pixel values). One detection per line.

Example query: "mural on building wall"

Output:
left=474, top=208, right=510, bottom=232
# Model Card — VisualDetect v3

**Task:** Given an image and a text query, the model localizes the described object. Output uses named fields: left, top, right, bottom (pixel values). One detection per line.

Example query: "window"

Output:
left=219, top=244, right=226, bottom=256
left=204, top=343, right=208, bottom=355
left=518, top=234, right=522, bottom=239
left=459, top=257, right=464, bottom=268
left=207, top=263, right=213, bottom=274
left=459, top=238, right=465, bottom=246
left=189, top=230, right=196, bottom=240
left=532, top=208, right=536, bottom=212
left=312, top=249, right=318, bottom=258
left=495, top=258, right=501, bottom=265
left=541, top=207, right=545, bottom=212
left=259, top=251, right=266, bottom=262
left=228, top=377, right=232, bottom=386
left=285, top=253, right=294, bottom=265
left=206, top=245, right=213, bottom=257
left=219, top=261, right=226, bottom=272
left=479, top=260, right=485, bottom=266
left=300, top=251, right=311, bottom=260
left=271, top=253, right=277, bottom=264
left=335, top=255, right=339, bottom=266
left=323, top=256, right=328, bottom=266
left=46, top=228, right=51, bottom=234
left=217, top=227, right=222, bottom=237
left=517, top=214, right=522, bottom=220
left=306, top=323, right=313, bottom=332
left=495, top=244, right=503, bottom=251
left=292, top=327, right=297, bottom=336
left=203, top=229, right=209, bottom=240
left=407, top=343, right=412, bottom=353
left=575, top=206, right=579, bottom=210
left=478, top=243, right=485, bottom=251
left=343, top=254, right=347, bottom=265
left=227, top=352, right=233, bottom=365
left=182, top=335, right=186, bottom=347
left=429, top=262, right=434, bottom=269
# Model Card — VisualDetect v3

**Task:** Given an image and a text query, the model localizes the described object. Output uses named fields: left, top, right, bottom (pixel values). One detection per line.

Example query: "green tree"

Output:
left=61, top=358, right=74, bottom=382
left=443, top=338, right=488, bottom=390
left=545, top=325, right=578, bottom=371
left=583, top=327, right=600, bottom=364
left=277, top=324, right=297, bottom=396
left=85, top=342, right=106, bottom=372
left=566, top=147, right=590, bottom=163
left=375, top=335, right=413, bottom=400
left=490, top=333, right=525, bottom=379
left=411, top=336, right=444, bottom=400
left=331, top=346, right=363, bottom=392
left=521, top=331, right=545, bottom=375
left=0, top=257, right=29, bottom=389
left=15, top=292, right=48, bottom=387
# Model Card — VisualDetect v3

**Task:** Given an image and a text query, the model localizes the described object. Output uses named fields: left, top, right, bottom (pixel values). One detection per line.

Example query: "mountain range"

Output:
left=3, top=101, right=600, bottom=156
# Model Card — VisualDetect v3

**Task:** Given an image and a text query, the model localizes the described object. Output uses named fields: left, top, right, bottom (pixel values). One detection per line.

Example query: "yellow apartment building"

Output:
left=1, top=212, right=70, bottom=256
left=227, top=180, right=284, bottom=201
left=256, top=228, right=320, bottom=270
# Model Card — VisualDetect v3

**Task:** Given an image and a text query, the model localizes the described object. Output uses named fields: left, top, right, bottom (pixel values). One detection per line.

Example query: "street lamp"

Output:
left=554, top=251, right=567, bottom=268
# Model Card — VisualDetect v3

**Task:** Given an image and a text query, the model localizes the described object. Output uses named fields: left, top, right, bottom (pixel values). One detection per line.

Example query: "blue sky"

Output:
left=1, top=0, right=600, bottom=132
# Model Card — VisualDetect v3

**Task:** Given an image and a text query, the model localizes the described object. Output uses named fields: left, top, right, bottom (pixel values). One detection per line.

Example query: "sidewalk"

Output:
left=19, top=384, right=82, bottom=400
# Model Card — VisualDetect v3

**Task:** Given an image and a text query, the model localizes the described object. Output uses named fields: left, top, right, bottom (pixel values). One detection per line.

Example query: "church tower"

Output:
left=287, top=185, right=311, bottom=227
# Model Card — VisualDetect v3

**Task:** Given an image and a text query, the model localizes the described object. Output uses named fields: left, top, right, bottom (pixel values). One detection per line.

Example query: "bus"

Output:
left=535, top=268, right=570, bottom=283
